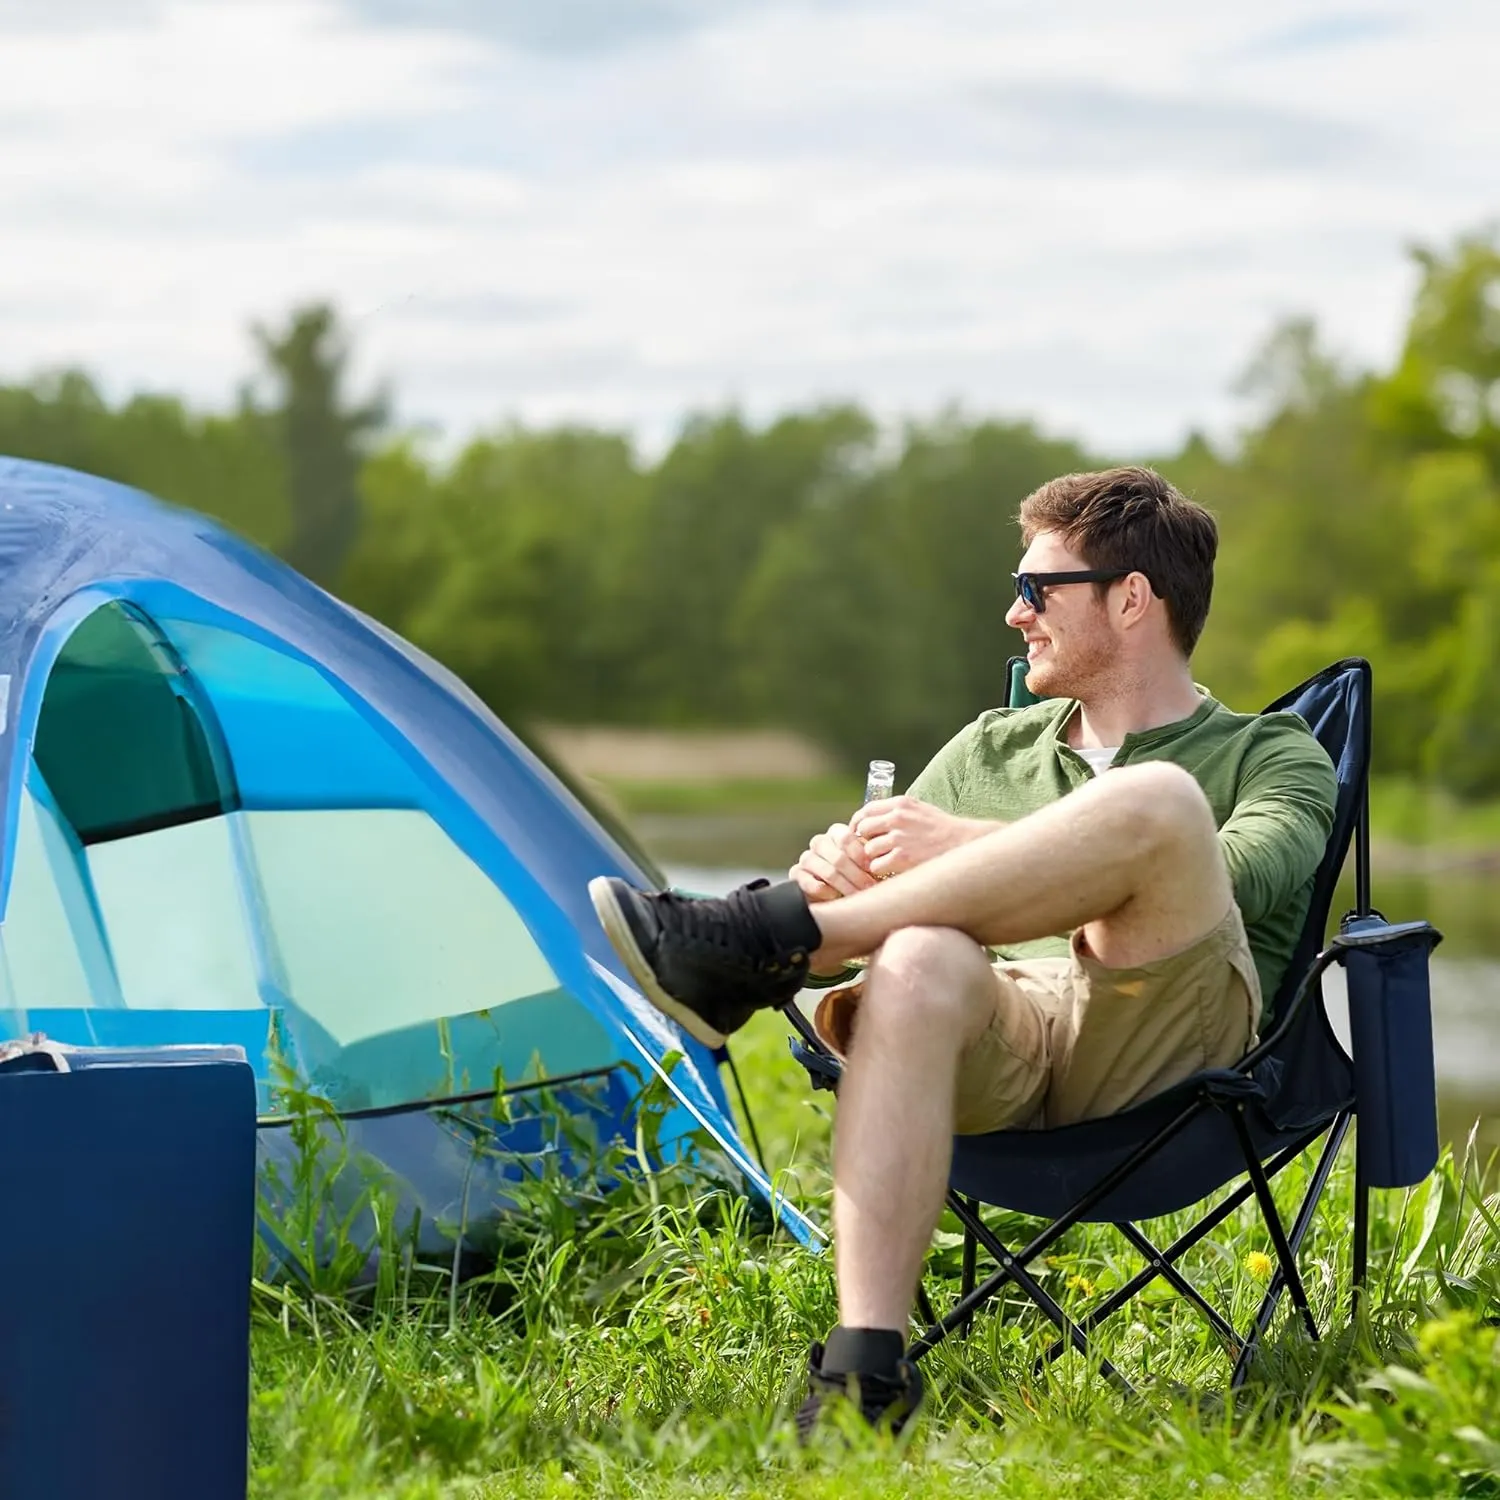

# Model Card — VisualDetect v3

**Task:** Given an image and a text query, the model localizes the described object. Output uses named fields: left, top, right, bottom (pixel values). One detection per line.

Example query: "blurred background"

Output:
left=3, top=0, right=1497, bottom=1154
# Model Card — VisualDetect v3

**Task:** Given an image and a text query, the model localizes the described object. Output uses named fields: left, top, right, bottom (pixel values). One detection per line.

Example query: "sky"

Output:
left=1, top=0, right=1496, bottom=458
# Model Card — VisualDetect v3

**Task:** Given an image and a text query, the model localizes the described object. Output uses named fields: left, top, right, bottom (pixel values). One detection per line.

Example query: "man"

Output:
left=589, top=466, right=1336, bottom=1436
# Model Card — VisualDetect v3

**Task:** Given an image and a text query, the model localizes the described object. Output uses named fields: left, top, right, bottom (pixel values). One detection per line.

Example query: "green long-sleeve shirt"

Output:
left=904, top=692, right=1337, bottom=1021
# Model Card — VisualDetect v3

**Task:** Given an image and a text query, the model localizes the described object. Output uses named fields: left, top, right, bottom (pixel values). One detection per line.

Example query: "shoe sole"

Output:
left=588, top=876, right=729, bottom=1050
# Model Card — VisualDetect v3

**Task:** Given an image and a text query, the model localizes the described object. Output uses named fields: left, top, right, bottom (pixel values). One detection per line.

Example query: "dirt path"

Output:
left=533, top=724, right=836, bottom=783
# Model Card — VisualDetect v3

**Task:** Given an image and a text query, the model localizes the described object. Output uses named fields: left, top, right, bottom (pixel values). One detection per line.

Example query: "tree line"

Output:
left=3, top=231, right=1499, bottom=795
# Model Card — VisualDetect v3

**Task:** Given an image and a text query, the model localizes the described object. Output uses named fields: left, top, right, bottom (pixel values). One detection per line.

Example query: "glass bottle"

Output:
left=863, top=759, right=896, bottom=804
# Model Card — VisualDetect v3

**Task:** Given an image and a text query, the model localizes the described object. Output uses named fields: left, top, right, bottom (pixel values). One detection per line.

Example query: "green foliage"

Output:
left=1303, top=1314, right=1500, bottom=1493
left=9, top=227, right=1500, bottom=799
left=343, top=424, right=648, bottom=723
left=636, top=406, right=877, bottom=725
left=734, top=413, right=1091, bottom=769
left=0, top=368, right=291, bottom=548
left=1370, top=232, right=1500, bottom=479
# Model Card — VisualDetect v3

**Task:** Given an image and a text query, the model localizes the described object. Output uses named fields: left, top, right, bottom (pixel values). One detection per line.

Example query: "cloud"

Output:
left=0, top=0, right=1496, bottom=461
left=346, top=0, right=885, bottom=58
left=350, top=0, right=739, bottom=57
left=1238, top=11, right=1408, bottom=56
left=972, top=82, right=1386, bottom=175
left=0, top=1, right=478, bottom=138
left=0, top=0, right=162, bottom=30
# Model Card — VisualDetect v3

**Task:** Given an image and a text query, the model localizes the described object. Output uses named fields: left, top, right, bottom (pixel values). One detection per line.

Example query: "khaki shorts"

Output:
left=811, top=905, right=1261, bottom=1134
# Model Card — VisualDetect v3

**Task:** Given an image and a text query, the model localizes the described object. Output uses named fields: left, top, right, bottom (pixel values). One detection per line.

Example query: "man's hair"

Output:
left=1018, top=466, right=1218, bottom=657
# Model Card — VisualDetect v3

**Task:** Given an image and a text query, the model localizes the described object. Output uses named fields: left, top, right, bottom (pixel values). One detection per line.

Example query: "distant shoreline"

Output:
left=584, top=773, right=1500, bottom=877
left=1372, top=840, right=1500, bottom=876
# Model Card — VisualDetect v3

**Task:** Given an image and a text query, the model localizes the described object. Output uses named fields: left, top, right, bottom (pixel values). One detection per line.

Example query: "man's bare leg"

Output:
left=826, top=761, right=1234, bottom=1338
left=808, top=761, right=1233, bottom=974
left=831, top=928, right=998, bottom=1332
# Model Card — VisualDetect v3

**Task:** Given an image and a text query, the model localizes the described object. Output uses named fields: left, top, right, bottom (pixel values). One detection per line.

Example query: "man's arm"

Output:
left=903, top=720, right=974, bottom=811
left=1217, top=720, right=1337, bottom=925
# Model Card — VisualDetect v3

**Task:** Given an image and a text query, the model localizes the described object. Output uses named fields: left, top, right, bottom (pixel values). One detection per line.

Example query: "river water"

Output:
left=666, top=857, right=1500, bottom=1165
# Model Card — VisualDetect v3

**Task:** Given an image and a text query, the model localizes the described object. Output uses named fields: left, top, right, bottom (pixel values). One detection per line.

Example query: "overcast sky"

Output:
left=1, top=0, right=1495, bottom=457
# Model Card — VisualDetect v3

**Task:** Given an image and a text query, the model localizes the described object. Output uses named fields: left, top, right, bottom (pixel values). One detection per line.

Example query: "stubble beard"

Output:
left=1026, top=627, right=1116, bottom=703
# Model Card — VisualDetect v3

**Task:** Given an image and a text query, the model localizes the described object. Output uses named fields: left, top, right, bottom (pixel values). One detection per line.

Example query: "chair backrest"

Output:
left=1006, top=656, right=1041, bottom=709
left=1259, top=657, right=1371, bottom=1024
left=1002, top=654, right=1372, bottom=1027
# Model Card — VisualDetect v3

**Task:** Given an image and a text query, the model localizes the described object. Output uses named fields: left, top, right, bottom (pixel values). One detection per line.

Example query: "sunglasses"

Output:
left=1011, top=569, right=1136, bottom=613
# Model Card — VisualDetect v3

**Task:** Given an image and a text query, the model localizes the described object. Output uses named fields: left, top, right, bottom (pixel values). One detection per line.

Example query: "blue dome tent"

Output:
left=0, top=457, right=813, bottom=1255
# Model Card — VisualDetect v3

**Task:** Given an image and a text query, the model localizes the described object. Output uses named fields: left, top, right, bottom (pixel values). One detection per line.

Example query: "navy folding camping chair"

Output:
left=789, top=657, right=1443, bottom=1389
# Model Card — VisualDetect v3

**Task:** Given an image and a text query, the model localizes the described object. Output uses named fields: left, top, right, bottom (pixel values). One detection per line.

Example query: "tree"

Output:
left=1369, top=231, right=1500, bottom=479
left=627, top=407, right=878, bottom=725
left=735, top=412, right=1094, bottom=771
left=1422, top=566, right=1500, bottom=797
left=341, top=425, right=647, bottom=724
left=252, top=303, right=387, bottom=588
left=1174, top=318, right=1405, bottom=719
left=0, top=369, right=290, bottom=549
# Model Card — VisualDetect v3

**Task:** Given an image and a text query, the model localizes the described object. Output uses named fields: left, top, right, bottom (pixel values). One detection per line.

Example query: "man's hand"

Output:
left=789, top=822, right=879, bottom=902
left=850, top=795, right=997, bottom=877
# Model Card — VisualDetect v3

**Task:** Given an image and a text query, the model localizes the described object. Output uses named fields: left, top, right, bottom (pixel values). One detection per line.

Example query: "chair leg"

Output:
left=1112, top=1221, right=1242, bottom=1351
left=919, top=1192, right=1135, bottom=1393
left=1230, top=1106, right=1320, bottom=1343
left=1351, top=1142, right=1370, bottom=1318
left=915, top=1098, right=1210, bottom=1382
left=959, top=1197, right=978, bottom=1337
left=1229, top=1111, right=1350, bottom=1388
left=915, top=1281, right=939, bottom=1328
left=1030, top=1136, right=1316, bottom=1375
left=1258, top=1112, right=1351, bottom=1323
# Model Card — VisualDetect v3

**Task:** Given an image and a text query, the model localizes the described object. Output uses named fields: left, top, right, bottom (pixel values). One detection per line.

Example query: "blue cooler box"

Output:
left=0, top=1042, right=257, bottom=1500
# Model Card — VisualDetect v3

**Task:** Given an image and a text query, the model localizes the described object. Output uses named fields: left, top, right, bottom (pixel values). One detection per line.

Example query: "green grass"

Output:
left=248, top=1019, right=1500, bottom=1499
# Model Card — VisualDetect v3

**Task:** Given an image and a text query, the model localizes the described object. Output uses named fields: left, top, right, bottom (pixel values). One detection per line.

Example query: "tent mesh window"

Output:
left=32, top=603, right=239, bottom=843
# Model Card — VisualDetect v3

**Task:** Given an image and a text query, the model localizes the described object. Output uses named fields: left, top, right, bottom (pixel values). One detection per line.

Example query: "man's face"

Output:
left=1004, top=530, right=1120, bottom=698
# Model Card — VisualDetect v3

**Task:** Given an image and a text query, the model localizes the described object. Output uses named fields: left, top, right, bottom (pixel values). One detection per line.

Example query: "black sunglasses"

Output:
left=1011, top=569, right=1136, bottom=613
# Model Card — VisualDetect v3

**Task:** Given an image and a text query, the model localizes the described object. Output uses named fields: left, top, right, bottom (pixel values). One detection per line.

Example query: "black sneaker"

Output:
left=795, top=1342, right=924, bottom=1443
left=588, top=876, right=822, bottom=1047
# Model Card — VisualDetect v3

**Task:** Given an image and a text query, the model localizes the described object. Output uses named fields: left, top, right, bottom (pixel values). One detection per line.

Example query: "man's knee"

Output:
left=861, top=926, right=994, bottom=1040
left=1104, top=762, right=1215, bottom=851
left=1085, top=761, right=1234, bottom=964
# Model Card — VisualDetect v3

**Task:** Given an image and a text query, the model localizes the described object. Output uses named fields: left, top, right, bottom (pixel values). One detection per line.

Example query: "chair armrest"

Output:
left=785, top=1002, right=844, bottom=1092
left=788, top=1036, right=843, bottom=1093
left=1331, top=916, right=1442, bottom=953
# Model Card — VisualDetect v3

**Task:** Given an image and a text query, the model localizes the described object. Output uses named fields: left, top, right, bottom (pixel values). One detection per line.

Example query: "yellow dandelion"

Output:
left=1244, top=1250, right=1274, bottom=1281
left=1065, top=1273, right=1097, bottom=1298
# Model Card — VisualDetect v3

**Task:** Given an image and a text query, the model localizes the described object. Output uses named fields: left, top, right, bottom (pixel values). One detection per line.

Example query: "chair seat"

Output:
left=949, top=1068, right=1348, bottom=1221
left=791, top=981, right=1359, bottom=1223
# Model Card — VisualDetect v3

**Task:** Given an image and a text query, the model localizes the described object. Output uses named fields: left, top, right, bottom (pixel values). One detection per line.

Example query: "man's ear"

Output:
left=1118, top=570, right=1154, bottom=627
